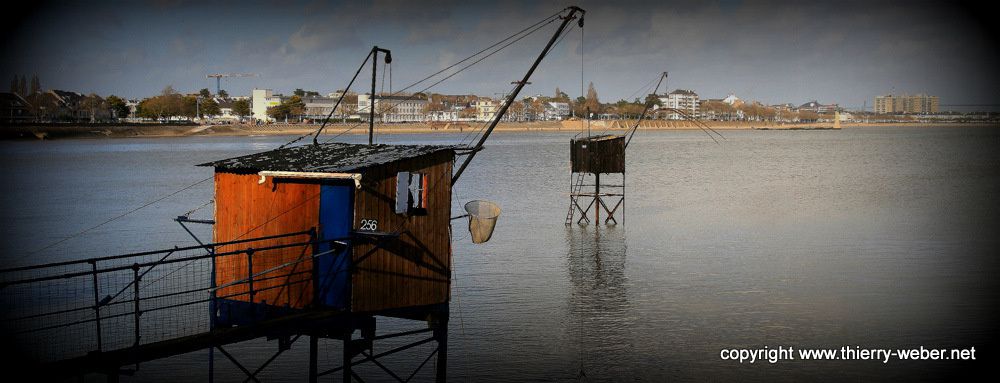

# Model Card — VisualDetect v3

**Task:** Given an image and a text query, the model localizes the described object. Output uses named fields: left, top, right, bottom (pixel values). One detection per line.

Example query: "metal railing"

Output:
left=0, top=229, right=343, bottom=364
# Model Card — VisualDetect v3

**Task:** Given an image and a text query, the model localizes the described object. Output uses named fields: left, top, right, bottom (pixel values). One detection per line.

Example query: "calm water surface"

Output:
left=1, top=127, right=997, bottom=381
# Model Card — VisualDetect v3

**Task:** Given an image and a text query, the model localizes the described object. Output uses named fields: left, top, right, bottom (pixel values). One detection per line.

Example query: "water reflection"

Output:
left=564, top=226, right=637, bottom=379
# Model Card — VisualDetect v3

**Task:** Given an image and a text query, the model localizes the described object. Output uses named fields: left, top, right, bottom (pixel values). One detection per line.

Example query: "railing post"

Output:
left=309, top=336, right=318, bottom=383
left=209, top=243, right=217, bottom=383
left=90, top=260, right=103, bottom=352
left=132, top=263, right=141, bottom=347
left=343, top=328, right=352, bottom=383
left=310, top=228, right=319, bottom=308
left=209, top=243, right=218, bottom=328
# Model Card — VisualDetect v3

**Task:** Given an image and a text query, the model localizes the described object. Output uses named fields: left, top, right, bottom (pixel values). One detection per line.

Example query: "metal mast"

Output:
left=452, top=6, right=586, bottom=184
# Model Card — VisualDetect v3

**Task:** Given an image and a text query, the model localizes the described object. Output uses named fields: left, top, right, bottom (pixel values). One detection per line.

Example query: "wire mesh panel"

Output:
left=0, top=230, right=321, bottom=365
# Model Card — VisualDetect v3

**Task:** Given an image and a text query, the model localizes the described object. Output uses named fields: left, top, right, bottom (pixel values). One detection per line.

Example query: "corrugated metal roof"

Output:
left=199, top=142, right=458, bottom=173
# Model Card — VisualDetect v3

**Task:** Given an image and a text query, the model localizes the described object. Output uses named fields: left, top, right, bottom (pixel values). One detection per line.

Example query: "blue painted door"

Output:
left=317, top=183, right=354, bottom=309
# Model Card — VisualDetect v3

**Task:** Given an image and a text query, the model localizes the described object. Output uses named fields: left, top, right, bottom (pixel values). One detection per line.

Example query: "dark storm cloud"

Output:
left=2, top=0, right=996, bottom=110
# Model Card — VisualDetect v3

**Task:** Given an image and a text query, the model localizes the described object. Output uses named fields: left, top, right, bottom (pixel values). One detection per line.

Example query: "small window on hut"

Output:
left=395, top=172, right=428, bottom=216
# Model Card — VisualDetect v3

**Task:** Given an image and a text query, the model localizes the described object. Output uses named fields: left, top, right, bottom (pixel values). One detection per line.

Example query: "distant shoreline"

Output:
left=2, top=120, right=997, bottom=140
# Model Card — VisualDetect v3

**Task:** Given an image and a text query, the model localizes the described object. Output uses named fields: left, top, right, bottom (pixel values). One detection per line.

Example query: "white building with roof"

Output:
left=474, top=99, right=497, bottom=122
left=658, top=89, right=700, bottom=120
left=544, top=102, right=570, bottom=120
left=357, top=93, right=428, bottom=122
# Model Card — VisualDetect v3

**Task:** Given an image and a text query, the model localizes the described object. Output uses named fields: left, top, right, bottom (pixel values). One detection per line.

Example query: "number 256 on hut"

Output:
left=200, top=143, right=461, bottom=323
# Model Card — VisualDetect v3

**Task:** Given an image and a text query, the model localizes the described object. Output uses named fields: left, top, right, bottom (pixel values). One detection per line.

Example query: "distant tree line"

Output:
left=136, top=86, right=229, bottom=120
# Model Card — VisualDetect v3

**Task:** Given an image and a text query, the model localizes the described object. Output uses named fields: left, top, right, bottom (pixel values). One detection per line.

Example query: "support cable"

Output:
left=322, top=14, right=562, bottom=145
left=309, top=49, right=376, bottom=146
left=28, top=176, right=212, bottom=256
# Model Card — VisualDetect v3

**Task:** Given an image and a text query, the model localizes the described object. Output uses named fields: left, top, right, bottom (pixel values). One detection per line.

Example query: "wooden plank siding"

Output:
left=570, top=135, right=625, bottom=174
left=351, top=151, right=454, bottom=312
left=213, top=172, right=320, bottom=309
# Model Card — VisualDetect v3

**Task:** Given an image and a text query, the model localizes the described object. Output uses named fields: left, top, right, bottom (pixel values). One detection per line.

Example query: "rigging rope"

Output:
left=598, top=77, right=658, bottom=137
left=181, top=199, right=214, bottom=218
left=462, top=21, right=577, bottom=148
left=322, top=13, right=562, bottom=145
left=377, top=59, right=389, bottom=144
left=28, top=176, right=213, bottom=255
left=312, top=10, right=562, bottom=145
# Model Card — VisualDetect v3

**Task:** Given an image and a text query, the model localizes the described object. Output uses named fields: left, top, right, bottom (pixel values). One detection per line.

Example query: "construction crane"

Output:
left=206, top=73, right=258, bottom=95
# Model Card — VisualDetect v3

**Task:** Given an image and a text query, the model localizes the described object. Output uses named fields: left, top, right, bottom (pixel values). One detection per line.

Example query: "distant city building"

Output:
left=874, top=94, right=938, bottom=114
left=426, top=110, right=459, bottom=121
left=544, top=102, right=570, bottom=120
left=770, top=103, right=795, bottom=111
left=658, top=89, right=700, bottom=120
left=474, top=99, right=498, bottom=122
left=300, top=94, right=354, bottom=120
left=875, top=94, right=900, bottom=114
left=358, top=93, right=428, bottom=123
left=251, top=89, right=282, bottom=121
left=797, top=100, right=839, bottom=114
left=357, top=93, right=373, bottom=119
left=126, top=99, right=140, bottom=120
left=48, top=90, right=93, bottom=121
left=1, top=92, right=32, bottom=123
left=379, top=94, right=428, bottom=122
left=699, top=94, right=744, bottom=121
left=216, top=100, right=240, bottom=121
left=721, top=93, right=742, bottom=107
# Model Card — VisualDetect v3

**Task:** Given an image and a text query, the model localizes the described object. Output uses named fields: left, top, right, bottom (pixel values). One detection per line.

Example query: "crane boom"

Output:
left=206, top=73, right=259, bottom=95
left=451, top=6, right=586, bottom=184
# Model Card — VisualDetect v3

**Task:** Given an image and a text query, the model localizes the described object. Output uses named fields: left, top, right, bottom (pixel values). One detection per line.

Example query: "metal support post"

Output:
left=435, top=317, right=448, bottom=383
left=594, top=173, right=600, bottom=223
left=132, top=263, right=141, bottom=347
left=343, top=329, right=353, bottom=382
left=90, top=260, right=103, bottom=352
left=309, top=336, right=319, bottom=383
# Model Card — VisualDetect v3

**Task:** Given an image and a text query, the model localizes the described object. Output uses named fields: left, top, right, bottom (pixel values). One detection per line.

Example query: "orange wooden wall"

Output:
left=213, top=172, right=320, bottom=309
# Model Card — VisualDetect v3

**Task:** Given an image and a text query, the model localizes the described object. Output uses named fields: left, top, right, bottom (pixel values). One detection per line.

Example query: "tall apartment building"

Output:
left=874, top=94, right=939, bottom=114
left=874, top=95, right=897, bottom=114
left=659, top=89, right=699, bottom=120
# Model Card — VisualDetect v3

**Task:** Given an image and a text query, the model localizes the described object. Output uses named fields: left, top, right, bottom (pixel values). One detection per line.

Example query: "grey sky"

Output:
left=3, top=0, right=997, bottom=111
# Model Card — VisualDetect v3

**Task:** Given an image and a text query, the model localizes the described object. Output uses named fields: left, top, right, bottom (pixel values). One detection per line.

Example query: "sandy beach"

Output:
left=2, top=120, right=996, bottom=140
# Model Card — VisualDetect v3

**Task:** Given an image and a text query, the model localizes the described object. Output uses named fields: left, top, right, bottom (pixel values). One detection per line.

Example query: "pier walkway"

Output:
left=0, top=230, right=448, bottom=382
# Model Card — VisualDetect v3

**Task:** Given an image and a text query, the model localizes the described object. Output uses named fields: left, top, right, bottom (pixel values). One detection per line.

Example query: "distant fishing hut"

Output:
left=565, top=72, right=676, bottom=226
left=199, top=142, right=456, bottom=322
left=566, top=134, right=626, bottom=225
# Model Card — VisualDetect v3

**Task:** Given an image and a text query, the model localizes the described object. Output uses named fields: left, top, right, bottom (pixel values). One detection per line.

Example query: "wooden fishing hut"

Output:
left=565, top=72, right=672, bottom=226
left=198, top=142, right=456, bottom=324
left=566, top=134, right=626, bottom=225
